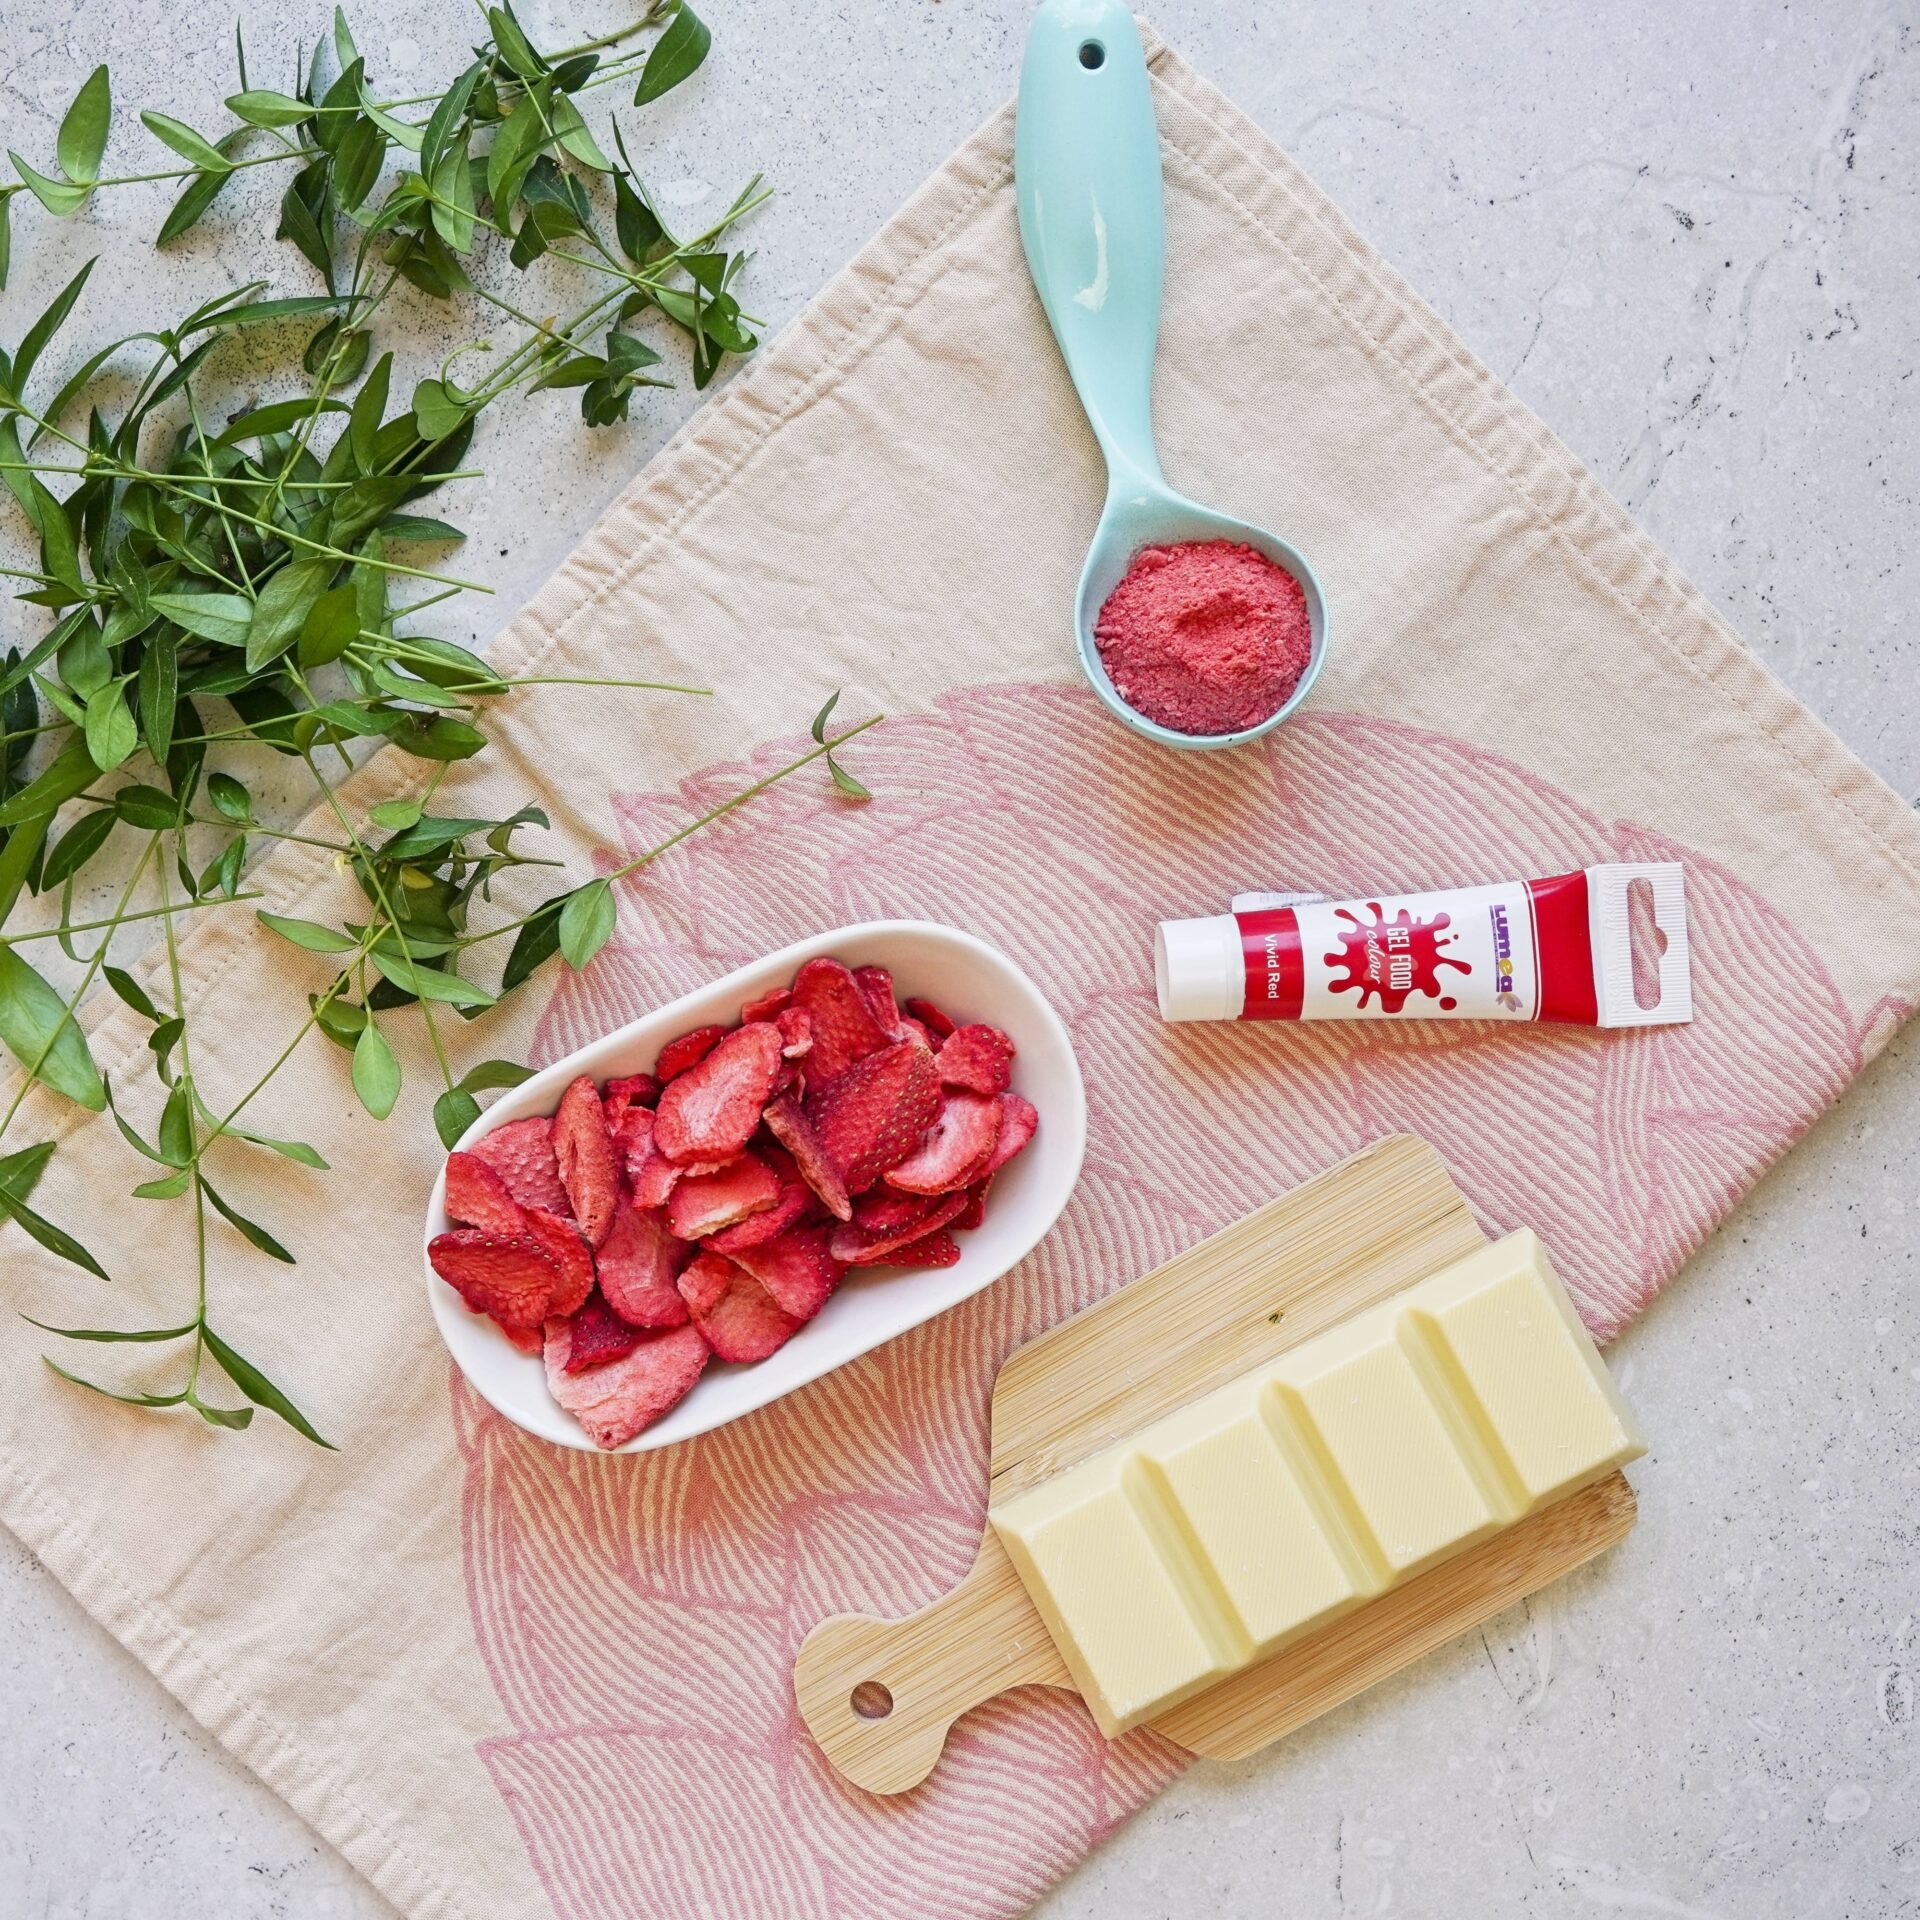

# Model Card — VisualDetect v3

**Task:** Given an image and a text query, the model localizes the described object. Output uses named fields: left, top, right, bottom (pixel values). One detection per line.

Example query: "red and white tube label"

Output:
left=1238, top=872, right=1600, bottom=1023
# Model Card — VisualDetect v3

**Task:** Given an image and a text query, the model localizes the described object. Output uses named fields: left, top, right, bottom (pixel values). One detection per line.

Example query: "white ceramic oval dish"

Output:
left=423, top=920, right=1087, bottom=1453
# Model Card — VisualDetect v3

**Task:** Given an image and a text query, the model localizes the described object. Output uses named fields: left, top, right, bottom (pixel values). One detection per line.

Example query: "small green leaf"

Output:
left=489, top=5, right=548, bottom=81
left=502, top=895, right=565, bottom=991
left=204, top=772, right=253, bottom=823
left=132, top=1168, right=191, bottom=1200
left=367, top=795, right=422, bottom=831
left=57, top=66, right=112, bottom=186
left=15, top=258, right=96, bottom=391
left=201, top=1323, right=335, bottom=1446
left=368, top=947, right=496, bottom=1007
left=157, top=127, right=246, bottom=243
left=0, top=738, right=97, bottom=830
left=257, top=910, right=359, bottom=953
left=332, top=113, right=386, bottom=212
left=157, top=1082, right=194, bottom=1165
left=83, top=680, right=138, bottom=773
left=31, top=478, right=83, bottom=593
left=351, top=1016, right=400, bottom=1118
left=613, top=174, right=662, bottom=261
left=43, top=1359, right=187, bottom=1406
left=182, top=293, right=341, bottom=336
left=828, top=756, right=872, bottom=803
left=202, top=1179, right=295, bottom=1263
left=432, top=1087, right=480, bottom=1148
left=0, top=1185, right=110, bottom=1279
left=190, top=1089, right=327, bottom=1169
left=227, top=89, right=313, bottom=128
left=810, top=689, right=841, bottom=743
left=635, top=1, right=711, bottom=104
left=0, top=1143, right=54, bottom=1204
left=348, top=350, right=391, bottom=469
left=458, top=1058, right=533, bottom=1095
left=557, top=875, right=615, bottom=969
left=137, top=627, right=178, bottom=764
left=150, top=591, right=253, bottom=648
left=357, top=86, right=424, bottom=153
left=246, top=556, right=334, bottom=670
left=9, top=153, right=89, bottom=217
left=420, top=61, right=483, bottom=179
left=0, top=188, right=14, bottom=291
left=22, top=1317, right=196, bottom=1344
left=40, top=808, right=115, bottom=889
left=0, top=948, right=106, bottom=1110
left=428, top=134, right=476, bottom=252
left=140, top=111, right=234, bottom=175
left=551, top=96, right=611, bottom=172
left=277, top=161, right=334, bottom=283
left=297, top=584, right=361, bottom=668
left=111, top=784, right=179, bottom=830
left=332, top=5, right=359, bottom=71
left=103, top=966, right=160, bottom=1022
left=410, top=377, right=469, bottom=441
left=190, top=1396, right=256, bottom=1430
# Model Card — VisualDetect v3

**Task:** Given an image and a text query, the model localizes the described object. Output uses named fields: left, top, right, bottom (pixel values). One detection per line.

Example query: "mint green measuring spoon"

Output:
left=1015, top=0, right=1329, bottom=751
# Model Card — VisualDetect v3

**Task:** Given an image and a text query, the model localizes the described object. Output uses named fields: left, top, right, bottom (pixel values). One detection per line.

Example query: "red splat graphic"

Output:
left=1324, top=903, right=1471, bottom=1013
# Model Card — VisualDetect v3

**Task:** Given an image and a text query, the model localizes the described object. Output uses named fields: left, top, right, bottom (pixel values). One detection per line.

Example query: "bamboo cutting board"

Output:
left=794, top=1135, right=1638, bottom=1793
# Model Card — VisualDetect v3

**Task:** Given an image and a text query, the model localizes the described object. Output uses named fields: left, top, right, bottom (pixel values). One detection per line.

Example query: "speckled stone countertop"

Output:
left=1, top=2, right=1914, bottom=1915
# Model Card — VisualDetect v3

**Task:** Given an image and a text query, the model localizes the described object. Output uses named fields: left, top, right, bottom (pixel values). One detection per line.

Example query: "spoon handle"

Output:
left=1015, top=0, right=1166, bottom=493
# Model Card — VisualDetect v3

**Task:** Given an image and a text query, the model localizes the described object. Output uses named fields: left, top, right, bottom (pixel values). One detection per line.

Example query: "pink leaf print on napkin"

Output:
left=458, top=685, right=1873, bottom=1920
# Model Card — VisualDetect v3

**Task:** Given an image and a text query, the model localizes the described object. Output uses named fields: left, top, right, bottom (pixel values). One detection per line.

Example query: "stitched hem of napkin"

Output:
left=2, top=27, right=1917, bottom=1920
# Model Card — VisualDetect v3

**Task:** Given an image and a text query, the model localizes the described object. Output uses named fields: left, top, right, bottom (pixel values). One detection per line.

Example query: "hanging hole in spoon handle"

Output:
left=792, top=1539, right=1073, bottom=1794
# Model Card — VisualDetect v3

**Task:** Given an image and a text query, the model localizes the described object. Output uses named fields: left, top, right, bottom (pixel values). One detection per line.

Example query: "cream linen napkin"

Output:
left=5, top=25, right=1918, bottom=1920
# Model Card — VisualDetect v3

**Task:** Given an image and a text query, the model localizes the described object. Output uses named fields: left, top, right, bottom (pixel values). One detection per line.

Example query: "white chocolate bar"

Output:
left=989, top=1230, right=1644, bottom=1737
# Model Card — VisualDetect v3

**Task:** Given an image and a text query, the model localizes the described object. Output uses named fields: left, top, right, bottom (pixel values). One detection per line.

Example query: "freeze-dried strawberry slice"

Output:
left=739, top=985, right=792, bottom=1025
left=937, top=1023, right=1016, bottom=1097
left=656, top=1023, right=730, bottom=1082
left=899, top=1017, right=934, bottom=1051
left=903, top=996, right=958, bottom=1041
left=704, top=1181, right=814, bottom=1254
left=444, top=1150, right=526, bottom=1238
left=602, top=1073, right=661, bottom=1132
left=805, top=1039, right=942, bottom=1195
left=880, top=1228, right=962, bottom=1269
left=615, top=1109, right=677, bottom=1208
left=655, top=1023, right=784, bottom=1164
left=775, top=1006, right=812, bottom=1058
left=885, top=1088, right=1002, bottom=1195
left=983, top=1091, right=1039, bottom=1175
left=676, top=1252, right=803, bottom=1363
left=667, top=1152, right=780, bottom=1240
left=554, top=1074, right=619, bottom=1246
left=429, top=1230, right=560, bottom=1330
left=789, top=957, right=895, bottom=1085
left=500, top=1320, right=544, bottom=1356
left=556, top=1291, right=645, bottom=1373
left=828, top=1188, right=967, bottom=1266
left=953, top=1179, right=990, bottom=1232
left=762, top=1095, right=851, bottom=1220
left=544, top=1320, right=709, bottom=1450
left=853, top=965, right=904, bottom=1039
left=468, top=1116, right=572, bottom=1216
left=521, top=1205, right=595, bottom=1318
left=596, top=1201, right=691, bottom=1328
left=729, top=1225, right=845, bottom=1322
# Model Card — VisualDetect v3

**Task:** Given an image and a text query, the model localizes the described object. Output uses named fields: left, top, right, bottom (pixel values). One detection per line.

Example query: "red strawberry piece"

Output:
left=429, top=1230, right=561, bottom=1331
left=676, top=1252, right=803, bottom=1364
left=544, top=1320, right=709, bottom=1450
left=553, top=1074, right=619, bottom=1246
left=804, top=1039, right=943, bottom=1195
left=828, top=1188, right=967, bottom=1265
left=596, top=1201, right=692, bottom=1328
left=704, top=1181, right=814, bottom=1254
left=655, top=1023, right=784, bottom=1165
left=443, top=1150, right=527, bottom=1238
left=984, top=1091, right=1039, bottom=1175
left=880, top=1228, right=962, bottom=1269
left=937, top=1023, right=1016, bottom=1097
left=739, top=985, right=792, bottom=1024
left=789, top=956, right=895, bottom=1085
left=656, top=1023, right=731, bottom=1082
left=885, top=1088, right=1003, bottom=1195
left=500, top=1320, right=544, bottom=1356
left=602, top=1073, right=661, bottom=1132
left=556, top=1290, right=646, bottom=1374
left=853, top=965, right=904, bottom=1040
left=521, top=1205, right=595, bottom=1318
left=953, top=1179, right=991, bottom=1232
left=667, top=1152, right=781, bottom=1240
left=762, top=1095, right=851, bottom=1220
left=775, top=1006, right=812, bottom=1058
left=899, top=1017, right=933, bottom=1050
left=903, top=996, right=958, bottom=1041
left=728, top=1224, right=845, bottom=1323
left=468, top=1116, right=572, bottom=1216
left=615, top=1110, right=679, bottom=1209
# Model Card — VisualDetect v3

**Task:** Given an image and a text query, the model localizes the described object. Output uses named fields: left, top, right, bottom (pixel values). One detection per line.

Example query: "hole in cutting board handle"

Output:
left=1079, top=40, right=1105, bottom=68
left=850, top=1680, right=894, bottom=1720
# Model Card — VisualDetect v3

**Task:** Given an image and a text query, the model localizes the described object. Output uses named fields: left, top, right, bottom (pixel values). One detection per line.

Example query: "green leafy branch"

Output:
left=0, top=5, right=881, bottom=1447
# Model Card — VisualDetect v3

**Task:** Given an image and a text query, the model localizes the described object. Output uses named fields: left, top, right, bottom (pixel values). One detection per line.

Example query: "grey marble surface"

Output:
left=1, top=0, right=1915, bottom=1915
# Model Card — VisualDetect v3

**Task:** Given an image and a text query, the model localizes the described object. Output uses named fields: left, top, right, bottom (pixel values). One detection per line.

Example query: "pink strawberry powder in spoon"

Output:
left=1092, top=539, right=1312, bottom=737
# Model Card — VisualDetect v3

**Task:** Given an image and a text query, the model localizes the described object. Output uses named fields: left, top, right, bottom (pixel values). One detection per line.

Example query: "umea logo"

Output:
left=1489, top=901, right=1523, bottom=1012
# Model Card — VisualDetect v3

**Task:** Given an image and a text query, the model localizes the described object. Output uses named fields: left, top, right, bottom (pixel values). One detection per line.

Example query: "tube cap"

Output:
left=1154, top=915, right=1243, bottom=1021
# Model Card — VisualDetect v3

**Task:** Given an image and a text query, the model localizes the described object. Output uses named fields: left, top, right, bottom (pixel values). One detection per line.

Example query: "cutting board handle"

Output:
left=793, top=1533, right=1069, bottom=1796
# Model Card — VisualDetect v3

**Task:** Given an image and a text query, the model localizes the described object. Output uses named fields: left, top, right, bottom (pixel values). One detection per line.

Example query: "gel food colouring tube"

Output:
left=1155, top=863, right=1691, bottom=1029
